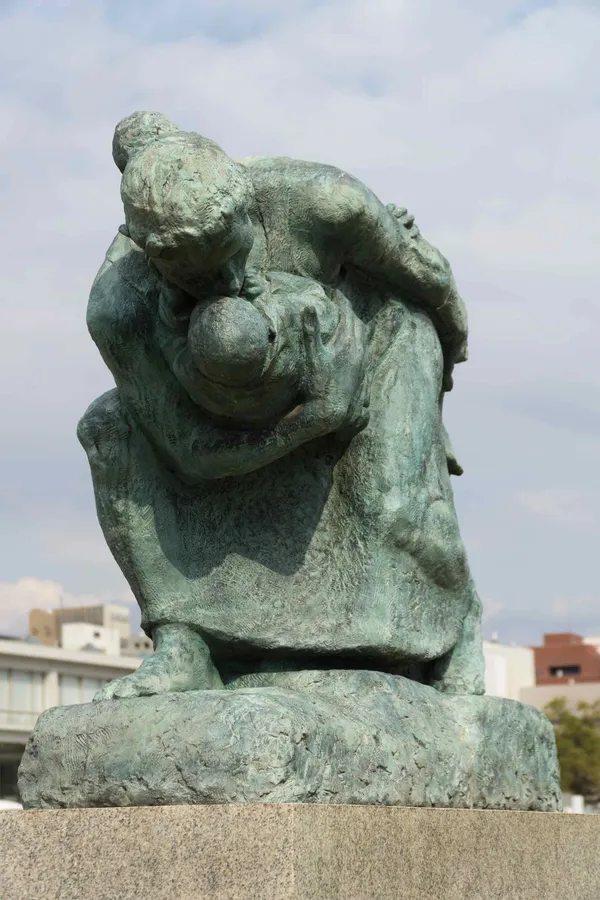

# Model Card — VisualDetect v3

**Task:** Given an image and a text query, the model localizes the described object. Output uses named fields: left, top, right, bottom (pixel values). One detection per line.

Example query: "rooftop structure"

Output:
left=482, top=639, right=535, bottom=701
left=533, top=632, right=600, bottom=685
left=29, top=603, right=132, bottom=647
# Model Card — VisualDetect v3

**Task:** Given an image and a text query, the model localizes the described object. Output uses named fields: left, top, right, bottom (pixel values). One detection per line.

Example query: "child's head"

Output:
left=116, top=112, right=254, bottom=298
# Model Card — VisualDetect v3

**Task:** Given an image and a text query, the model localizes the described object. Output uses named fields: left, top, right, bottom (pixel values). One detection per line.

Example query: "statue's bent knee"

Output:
left=77, top=390, right=129, bottom=461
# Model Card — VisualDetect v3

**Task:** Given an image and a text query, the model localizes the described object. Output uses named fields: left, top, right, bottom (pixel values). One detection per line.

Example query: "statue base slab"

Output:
left=19, top=670, right=560, bottom=811
left=3, top=804, right=599, bottom=900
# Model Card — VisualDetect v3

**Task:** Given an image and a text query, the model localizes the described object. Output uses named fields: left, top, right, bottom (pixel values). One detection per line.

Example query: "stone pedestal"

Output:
left=2, top=804, right=599, bottom=899
left=18, top=672, right=560, bottom=811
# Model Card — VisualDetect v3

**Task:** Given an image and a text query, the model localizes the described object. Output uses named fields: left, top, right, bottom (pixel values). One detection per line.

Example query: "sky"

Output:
left=0, top=0, right=599, bottom=645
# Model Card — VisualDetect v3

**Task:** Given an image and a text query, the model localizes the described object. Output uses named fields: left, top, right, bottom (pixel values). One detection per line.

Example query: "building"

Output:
left=520, top=632, right=600, bottom=711
left=29, top=603, right=132, bottom=647
left=120, top=633, right=154, bottom=656
left=533, top=633, right=600, bottom=685
left=483, top=639, right=535, bottom=701
left=0, top=636, right=141, bottom=802
left=29, top=603, right=152, bottom=658
left=520, top=680, right=600, bottom=712
left=60, top=622, right=122, bottom=656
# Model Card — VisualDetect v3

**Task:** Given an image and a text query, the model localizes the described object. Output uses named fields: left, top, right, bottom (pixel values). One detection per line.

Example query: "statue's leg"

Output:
left=427, top=584, right=485, bottom=695
left=77, top=389, right=223, bottom=699
left=365, top=303, right=483, bottom=692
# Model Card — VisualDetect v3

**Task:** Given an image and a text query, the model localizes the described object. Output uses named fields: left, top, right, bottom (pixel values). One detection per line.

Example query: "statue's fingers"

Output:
left=387, top=203, right=407, bottom=219
left=331, top=298, right=359, bottom=351
left=443, top=369, right=454, bottom=393
left=301, top=307, right=324, bottom=361
left=301, top=306, right=318, bottom=335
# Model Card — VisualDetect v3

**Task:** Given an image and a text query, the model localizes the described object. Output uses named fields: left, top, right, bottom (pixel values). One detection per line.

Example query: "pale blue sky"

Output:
left=1, top=0, right=599, bottom=643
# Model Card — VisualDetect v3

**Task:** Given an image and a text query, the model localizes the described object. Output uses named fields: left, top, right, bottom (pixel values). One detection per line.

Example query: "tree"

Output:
left=544, top=697, right=600, bottom=800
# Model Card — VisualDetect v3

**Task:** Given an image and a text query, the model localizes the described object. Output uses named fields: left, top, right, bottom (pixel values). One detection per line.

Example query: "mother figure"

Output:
left=78, top=112, right=484, bottom=701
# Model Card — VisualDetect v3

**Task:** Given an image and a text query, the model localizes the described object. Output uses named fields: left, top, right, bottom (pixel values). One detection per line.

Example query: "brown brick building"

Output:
left=533, top=633, right=600, bottom=685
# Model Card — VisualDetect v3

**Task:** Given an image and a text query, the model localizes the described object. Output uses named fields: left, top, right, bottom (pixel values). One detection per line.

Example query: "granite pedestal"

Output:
left=2, top=804, right=599, bottom=900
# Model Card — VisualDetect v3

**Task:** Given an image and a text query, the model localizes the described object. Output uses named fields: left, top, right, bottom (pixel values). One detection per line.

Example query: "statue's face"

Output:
left=155, top=216, right=254, bottom=299
left=128, top=205, right=254, bottom=300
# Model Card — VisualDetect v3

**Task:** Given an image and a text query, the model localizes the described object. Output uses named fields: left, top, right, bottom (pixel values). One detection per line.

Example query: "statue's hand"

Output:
left=386, top=203, right=421, bottom=237
left=385, top=203, right=468, bottom=369
left=158, top=280, right=198, bottom=334
left=240, top=268, right=269, bottom=302
left=300, top=296, right=370, bottom=438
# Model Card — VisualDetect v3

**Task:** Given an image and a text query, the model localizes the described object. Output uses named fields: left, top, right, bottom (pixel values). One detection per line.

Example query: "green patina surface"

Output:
left=19, top=112, right=560, bottom=809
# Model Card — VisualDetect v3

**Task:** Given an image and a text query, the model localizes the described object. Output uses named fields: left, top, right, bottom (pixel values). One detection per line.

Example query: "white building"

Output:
left=0, top=636, right=141, bottom=803
left=30, top=603, right=134, bottom=647
left=29, top=602, right=152, bottom=658
left=483, top=639, right=535, bottom=701
left=120, top=633, right=154, bottom=656
left=61, top=622, right=122, bottom=656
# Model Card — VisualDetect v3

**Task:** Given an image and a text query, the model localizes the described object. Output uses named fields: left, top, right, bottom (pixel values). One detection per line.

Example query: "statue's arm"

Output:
left=85, top=235, right=214, bottom=483
left=185, top=405, right=330, bottom=481
left=317, top=171, right=468, bottom=366
left=183, top=303, right=369, bottom=480
left=87, top=234, right=368, bottom=484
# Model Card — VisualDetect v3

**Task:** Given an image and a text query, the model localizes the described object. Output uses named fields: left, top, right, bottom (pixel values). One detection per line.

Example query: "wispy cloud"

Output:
left=552, top=594, right=600, bottom=619
left=515, top=489, right=599, bottom=532
left=482, top=598, right=504, bottom=623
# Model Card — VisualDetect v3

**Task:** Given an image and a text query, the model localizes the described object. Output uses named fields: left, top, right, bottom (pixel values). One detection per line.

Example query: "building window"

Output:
left=59, top=675, right=104, bottom=705
left=0, top=759, right=20, bottom=801
left=82, top=678, right=102, bottom=704
left=59, top=675, right=80, bottom=706
left=549, top=665, right=581, bottom=677
left=0, top=669, right=7, bottom=715
left=0, top=668, right=45, bottom=727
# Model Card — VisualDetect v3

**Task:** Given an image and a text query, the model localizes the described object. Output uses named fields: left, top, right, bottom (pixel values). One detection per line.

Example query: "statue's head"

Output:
left=116, top=112, right=255, bottom=299
left=165, top=273, right=344, bottom=427
left=112, top=111, right=180, bottom=173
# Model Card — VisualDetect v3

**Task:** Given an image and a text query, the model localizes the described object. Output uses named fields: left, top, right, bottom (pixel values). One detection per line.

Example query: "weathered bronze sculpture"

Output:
left=19, top=113, right=560, bottom=810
